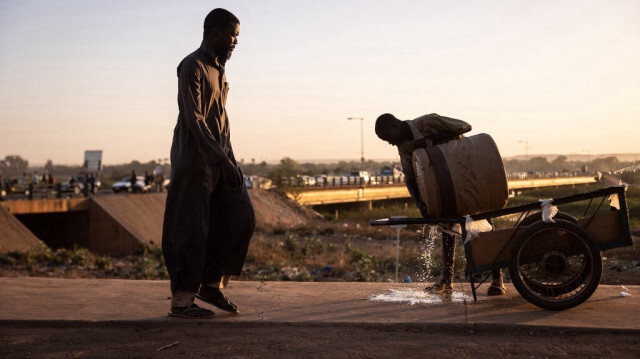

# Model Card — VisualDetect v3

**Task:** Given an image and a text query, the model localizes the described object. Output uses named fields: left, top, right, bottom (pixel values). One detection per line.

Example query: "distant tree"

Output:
left=528, top=156, right=550, bottom=172
left=277, top=157, right=299, bottom=177
left=266, top=157, right=300, bottom=187
left=551, top=156, right=568, bottom=171
left=592, top=156, right=620, bottom=172
left=44, top=159, right=54, bottom=173
left=0, top=155, right=29, bottom=177
left=333, top=161, right=349, bottom=175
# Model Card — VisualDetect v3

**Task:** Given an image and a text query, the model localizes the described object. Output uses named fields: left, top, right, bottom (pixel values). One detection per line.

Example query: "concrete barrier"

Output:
left=0, top=206, right=43, bottom=253
left=88, top=194, right=166, bottom=254
left=287, top=176, right=598, bottom=205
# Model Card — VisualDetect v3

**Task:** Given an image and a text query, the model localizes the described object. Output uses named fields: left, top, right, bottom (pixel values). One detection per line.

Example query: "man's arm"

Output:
left=178, top=60, right=242, bottom=186
left=412, top=114, right=471, bottom=141
left=178, top=60, right=229, bottom=165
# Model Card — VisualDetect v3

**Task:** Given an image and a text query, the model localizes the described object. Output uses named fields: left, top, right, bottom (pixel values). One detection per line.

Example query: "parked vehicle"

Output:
left=244, top=175, right=272, bottom=189
left=60, top=174, right=101, bottom=194
left=349, top=170, right=372, bottom=184
left=5, top=177, right=30, bottom=195
left=112, top=176, right=148, bottom=193
left=314, top=175, right=328, bottom=186
left=378, top=166, right=402, bottom=184
left=299, top=175, right=316, bottom=186
left=379, top=166, right=400, bottom=176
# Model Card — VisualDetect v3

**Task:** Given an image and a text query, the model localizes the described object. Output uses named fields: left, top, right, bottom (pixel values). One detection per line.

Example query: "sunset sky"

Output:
left=1, top=0, right=638, bottom=166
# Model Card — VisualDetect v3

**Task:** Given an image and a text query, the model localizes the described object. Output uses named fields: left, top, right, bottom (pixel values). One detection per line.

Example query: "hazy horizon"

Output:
left=1, top=1, right=638, bottom=166
left=12, top=152, right=639, bottom=168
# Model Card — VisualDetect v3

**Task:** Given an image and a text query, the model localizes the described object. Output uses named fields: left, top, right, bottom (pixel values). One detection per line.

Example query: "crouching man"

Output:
left=375, top=113, right=506, bottom=296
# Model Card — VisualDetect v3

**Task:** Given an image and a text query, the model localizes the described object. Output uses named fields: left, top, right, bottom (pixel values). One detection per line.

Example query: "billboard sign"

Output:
left=83, top=150, right=102, bottom=173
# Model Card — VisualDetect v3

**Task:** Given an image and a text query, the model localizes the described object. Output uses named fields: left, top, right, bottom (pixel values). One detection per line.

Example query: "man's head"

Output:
left=375, top=113, right=412, bottom=146
left=203, top=8, right=240, bottom=63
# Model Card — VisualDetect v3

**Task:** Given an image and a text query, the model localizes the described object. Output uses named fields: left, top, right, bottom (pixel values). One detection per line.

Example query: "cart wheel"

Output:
left=509, top=219, right=602, bottom=311
left=519, top=211, right=578, bottom=227
left=518, top=211, right=582, bottom=296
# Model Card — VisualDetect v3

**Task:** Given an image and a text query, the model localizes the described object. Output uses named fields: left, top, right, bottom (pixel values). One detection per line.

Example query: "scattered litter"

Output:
left=620, top=285, right=631, bottom=297
left=157, top=341, right=180, bottom=351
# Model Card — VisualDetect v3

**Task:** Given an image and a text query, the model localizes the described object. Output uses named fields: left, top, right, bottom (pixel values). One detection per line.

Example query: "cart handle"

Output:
left=370, top=185, right=626, bottom=227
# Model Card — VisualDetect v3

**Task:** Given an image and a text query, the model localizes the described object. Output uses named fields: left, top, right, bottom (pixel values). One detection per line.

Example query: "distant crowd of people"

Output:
left=0, top=171, right=101, bottom=198
left=128, top=164, right=165, bottom=194
left=1, top=172, right=56, bottom=194
left=1, top=164, right=167, bottom=199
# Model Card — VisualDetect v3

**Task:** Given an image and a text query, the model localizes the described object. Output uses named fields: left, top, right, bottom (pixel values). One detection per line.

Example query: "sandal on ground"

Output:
left=424, top=280, right=453, bottom=294
left=196, top=286, right=239, bottom=314
left=168, top=303, right=214, bottom=319
left=487, top=283, right=506, bottom=296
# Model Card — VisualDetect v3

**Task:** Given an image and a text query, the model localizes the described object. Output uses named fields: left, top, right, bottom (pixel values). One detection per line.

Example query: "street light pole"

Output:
left=518, top=140, right=531, bottom=175
left=347, top=117, right=365, bottom=170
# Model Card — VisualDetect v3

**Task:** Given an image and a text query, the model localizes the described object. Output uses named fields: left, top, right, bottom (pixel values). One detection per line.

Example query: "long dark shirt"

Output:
left=175, top=43, right=233, bottom=167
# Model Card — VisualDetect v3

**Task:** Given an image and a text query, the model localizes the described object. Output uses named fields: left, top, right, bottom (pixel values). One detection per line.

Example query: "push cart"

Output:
left=371, top=186, right=633, bottom=310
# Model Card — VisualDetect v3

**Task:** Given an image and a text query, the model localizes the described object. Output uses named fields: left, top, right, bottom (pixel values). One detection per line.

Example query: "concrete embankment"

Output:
left=0, top=205, right=42, bottom=252
left=0, top=190, right=320, bottom=254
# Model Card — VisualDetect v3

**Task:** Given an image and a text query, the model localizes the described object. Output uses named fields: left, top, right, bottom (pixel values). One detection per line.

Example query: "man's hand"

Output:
left=219, top=159, right=243, bottom=188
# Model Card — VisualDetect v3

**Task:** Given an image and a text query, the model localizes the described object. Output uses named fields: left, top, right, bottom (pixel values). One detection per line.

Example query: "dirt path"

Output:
left=2, top=322, right=639, bottom=359
left=2, top=278, right=640, bottom=358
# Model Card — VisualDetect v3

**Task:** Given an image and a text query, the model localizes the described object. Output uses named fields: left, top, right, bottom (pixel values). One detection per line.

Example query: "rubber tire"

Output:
left=518, top=212, right=582, bottom=296
left=509, top=219, right=602, bottom=311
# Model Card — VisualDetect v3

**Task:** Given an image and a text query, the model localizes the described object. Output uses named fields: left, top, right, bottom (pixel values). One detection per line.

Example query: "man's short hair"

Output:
left=203, top=8, right=239, bottom=38
left=375, top=113, right=399, bottom=138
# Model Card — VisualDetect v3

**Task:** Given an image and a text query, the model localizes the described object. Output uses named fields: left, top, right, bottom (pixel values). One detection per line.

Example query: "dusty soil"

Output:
left=2, top=322, right=639, bottom=359
left=2, top=231, right=639, bottom=359
left=2, top=190, right=639, bottom=358
left=2, top=224, right=638, bottom=285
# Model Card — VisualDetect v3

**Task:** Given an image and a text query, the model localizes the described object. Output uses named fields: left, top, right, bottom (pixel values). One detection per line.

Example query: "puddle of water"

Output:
left=369, top=288, right=475, bottom=306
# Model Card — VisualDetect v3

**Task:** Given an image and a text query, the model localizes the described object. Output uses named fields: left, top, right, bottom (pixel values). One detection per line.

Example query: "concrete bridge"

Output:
left=285, top=176, right=598, bottom=206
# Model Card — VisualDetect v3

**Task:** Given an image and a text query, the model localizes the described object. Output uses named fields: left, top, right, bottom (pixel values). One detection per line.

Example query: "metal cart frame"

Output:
left=371, top=186, right=632, bottom=310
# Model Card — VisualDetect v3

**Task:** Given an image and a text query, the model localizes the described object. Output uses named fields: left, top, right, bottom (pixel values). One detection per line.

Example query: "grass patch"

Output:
left=0, top=244, right=169, bottom=280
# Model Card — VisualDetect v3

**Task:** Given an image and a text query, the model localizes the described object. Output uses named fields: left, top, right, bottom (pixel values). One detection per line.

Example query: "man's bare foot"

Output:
left=424, top=280, right=453, bottom=294
left=487, top=281, right=506, bottom=296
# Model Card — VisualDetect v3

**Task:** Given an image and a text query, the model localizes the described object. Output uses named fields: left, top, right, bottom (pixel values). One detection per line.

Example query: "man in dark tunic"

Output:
left=162, top=8, right=255, bottom=319
left=375, top=113, right=506, bottom=296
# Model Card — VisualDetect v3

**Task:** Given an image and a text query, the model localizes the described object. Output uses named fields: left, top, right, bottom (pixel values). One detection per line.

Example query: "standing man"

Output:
left=375, top=113, right=506, bottom=296
left=162, top=8, right=255, bottom=319
left=130, top=170, right=138, bottom=194
left=153, top=163, right=164, bottom=192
